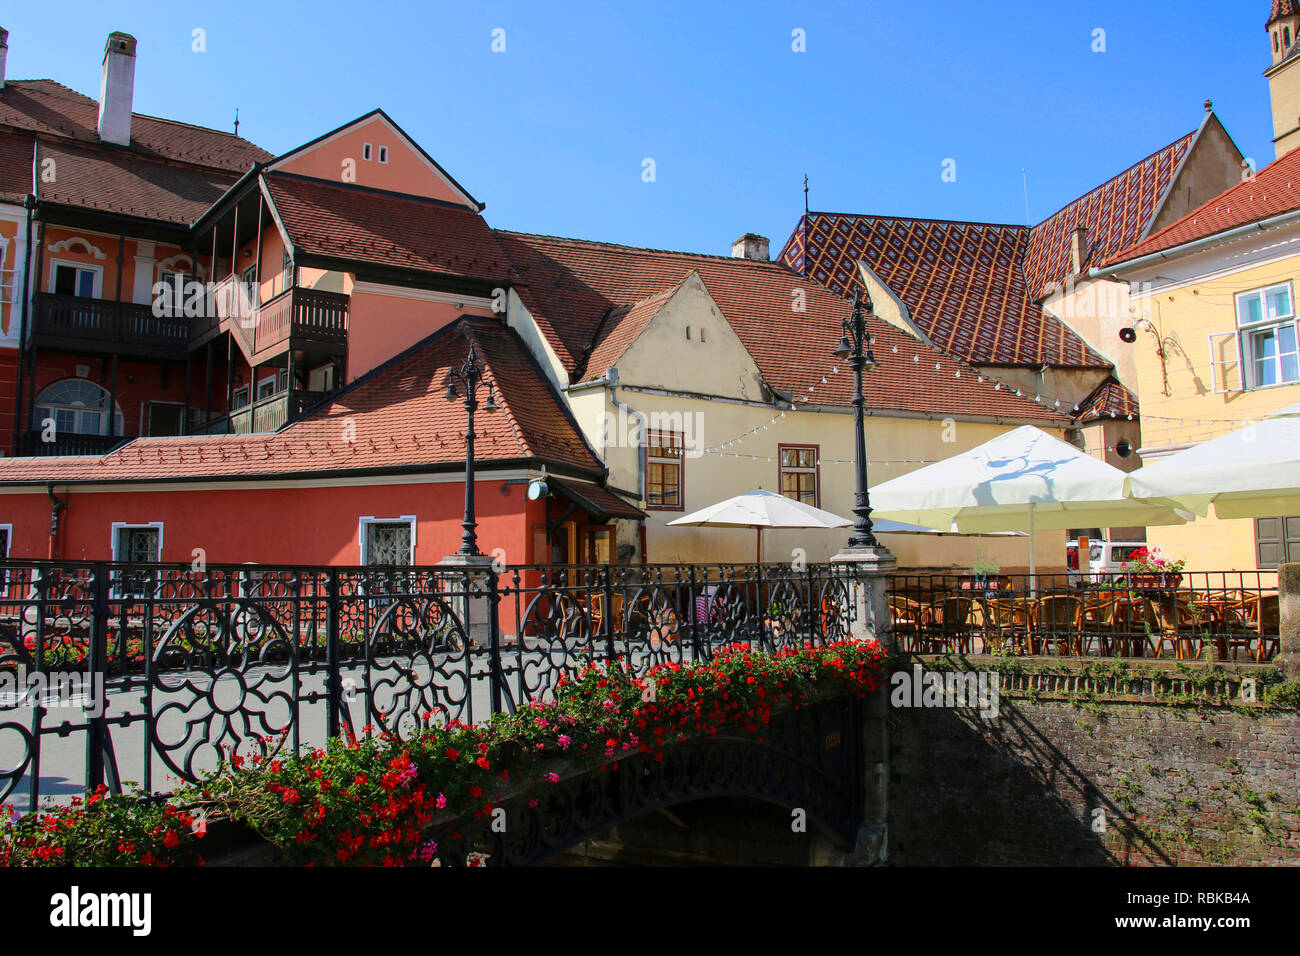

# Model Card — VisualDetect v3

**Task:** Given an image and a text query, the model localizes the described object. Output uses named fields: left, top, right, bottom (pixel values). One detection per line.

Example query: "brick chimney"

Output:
left=97, top=32, right=137, bottom=146
left=0, top=28, right=8, bottom=92
left=1070, top=225, right=1090, bottom=274
left=731, top=233, right=770, bottom=261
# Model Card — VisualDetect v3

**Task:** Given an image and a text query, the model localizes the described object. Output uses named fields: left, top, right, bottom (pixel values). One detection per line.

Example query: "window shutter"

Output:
left=1286, top=516, right=1300, bottom=565
left=1256, top=516, right=1284, bottom=568
left=1208, top=331, right=1244, bottom=393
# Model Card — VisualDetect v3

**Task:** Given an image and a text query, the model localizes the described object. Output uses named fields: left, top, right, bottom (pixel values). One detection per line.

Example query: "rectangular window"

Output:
left=241, top=263, right=259, bottom=306
left=360, top=516, right=416, bottom=566
left=111, top=522, right=163, bottom=597
left=231, top=385, right=250, bottom=410
left=378, top=145, right=389, bottom=164
left=362, top=142, right=373, bottom=161
left=146, top=402, right=184, bottom=437
left=779, top=444, right=820, bottom=506
left=645, top=431, right=684, bottom=510
left=1236, top=282, right=1300, bottom=389
left=256, top=375, right=279, bottom=401
left=51, top=262, right=99, bottom=298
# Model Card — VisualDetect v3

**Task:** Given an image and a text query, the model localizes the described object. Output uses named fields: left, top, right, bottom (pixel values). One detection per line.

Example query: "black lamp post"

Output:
left=833, top=291, right=878, bottom=548
left=445, top=343, right=499, bottom=556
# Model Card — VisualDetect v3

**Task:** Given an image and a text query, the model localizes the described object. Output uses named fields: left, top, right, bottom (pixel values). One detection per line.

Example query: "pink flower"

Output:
left=545, top=773, right=559, bottom=783
left=435, top=793, right=447, bottom=810
left=557, top=734, right=572, bottom=750
left=534, top=717, right=549, bottom=729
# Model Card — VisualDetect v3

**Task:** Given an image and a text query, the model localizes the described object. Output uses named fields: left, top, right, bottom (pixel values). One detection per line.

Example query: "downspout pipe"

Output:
left=605, top=367, right=646, bottom=505
left=46, top=482, right=67, bottom=559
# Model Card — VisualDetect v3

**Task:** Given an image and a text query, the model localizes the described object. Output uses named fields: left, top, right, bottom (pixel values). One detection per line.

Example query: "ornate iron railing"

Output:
left=888, top=570, right=1281, bottom=662
left=0, top=560, right=859, bottom=812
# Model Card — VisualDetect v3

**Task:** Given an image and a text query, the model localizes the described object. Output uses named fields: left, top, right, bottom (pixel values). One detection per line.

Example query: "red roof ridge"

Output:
left=809, top=210, right=1031, bottom=232
left=495, top=229, right=801, bottom=271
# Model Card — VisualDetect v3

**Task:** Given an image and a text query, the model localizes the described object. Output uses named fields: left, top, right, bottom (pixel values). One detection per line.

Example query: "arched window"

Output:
left=1276, top=31, right=1281, bottom=53
left=34, top=379, right=124, bottom=436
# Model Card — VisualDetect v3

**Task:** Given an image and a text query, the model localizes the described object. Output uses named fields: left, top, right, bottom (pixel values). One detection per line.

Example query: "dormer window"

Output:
left=378, top=146, right=389, bottom=164
left=362, top=142, right=373, bottom=161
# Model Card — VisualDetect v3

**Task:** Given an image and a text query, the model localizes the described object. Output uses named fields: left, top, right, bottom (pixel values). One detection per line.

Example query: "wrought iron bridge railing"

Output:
left=0, top=560, right=860, bottom=813
left=888, top=570, right=1281, bottom=662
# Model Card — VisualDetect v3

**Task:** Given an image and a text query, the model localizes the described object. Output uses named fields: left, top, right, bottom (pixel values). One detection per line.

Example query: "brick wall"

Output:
left=888, top=669, right=1300, bottom=866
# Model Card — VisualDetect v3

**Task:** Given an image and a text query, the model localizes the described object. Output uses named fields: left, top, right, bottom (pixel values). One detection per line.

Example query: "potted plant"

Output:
left=963, top=557, right=1004, bottom=595
left=1120, top=547, right=1185, bottom=590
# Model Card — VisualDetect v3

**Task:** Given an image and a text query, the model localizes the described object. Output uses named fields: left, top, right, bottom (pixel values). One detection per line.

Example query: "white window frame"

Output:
left=1234, top=281, right=1300, bottom=390
left=256, top=374, right=279, bottom=401
left=362, top=142, right=373, bottom=161
left=49, top=259, right=103, bottom=298
left=377, top=145, right=389, bottom=164
left=231, top=384, right=250, bottom=410
left=358, top=515, right=417, bottom=565
left=110, top=521, right=165, bottom=562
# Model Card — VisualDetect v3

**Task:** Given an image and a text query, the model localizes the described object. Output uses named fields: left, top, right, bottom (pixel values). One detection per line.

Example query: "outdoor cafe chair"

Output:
left=1032, top=595, right=1083, bottom=655
left=936, top=596, right=982, bottom=654
left=981, top=596, right=1033, bottom=654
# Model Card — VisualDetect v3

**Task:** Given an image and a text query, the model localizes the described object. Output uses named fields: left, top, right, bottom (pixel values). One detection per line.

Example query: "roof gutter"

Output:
left=1091, top=206, right=1300, bottom=278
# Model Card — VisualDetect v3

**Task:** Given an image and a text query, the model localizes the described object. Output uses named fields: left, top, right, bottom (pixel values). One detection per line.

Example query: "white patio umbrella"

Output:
left=667, top=489, right=851, bottom=562
left=871, top=518, right=1024, bottom=537
left=1124, top=402, right=1300, bottom=519
left=869, top=425, right=1191, bottom=579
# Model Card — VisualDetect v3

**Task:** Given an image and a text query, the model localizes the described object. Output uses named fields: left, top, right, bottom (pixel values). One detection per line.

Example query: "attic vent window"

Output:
left=378, top=146, right=389, bottom=164
left=362, top=143, right=373, bottom=161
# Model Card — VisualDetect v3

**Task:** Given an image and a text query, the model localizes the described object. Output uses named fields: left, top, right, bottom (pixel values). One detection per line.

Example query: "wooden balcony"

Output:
left=32, top=293, right=190, bottom=360
left=196, top=283, right=349, bottom=363
left=190, top=388, right=331, bottom=436
left=21, top=430, right=129, bottom=457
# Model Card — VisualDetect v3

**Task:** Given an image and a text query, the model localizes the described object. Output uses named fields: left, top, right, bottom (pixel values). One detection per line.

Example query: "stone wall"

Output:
left=887, top=660, right=1300, bottom=866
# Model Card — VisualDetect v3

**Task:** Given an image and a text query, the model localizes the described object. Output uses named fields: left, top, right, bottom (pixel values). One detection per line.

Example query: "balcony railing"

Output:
left=200, top=284, right=349, bottom=360
left=20, top=430, right=129, bottom=457
left=190, top=387, right=330, bottom=436
left=32, top=293, right=189, bottom=360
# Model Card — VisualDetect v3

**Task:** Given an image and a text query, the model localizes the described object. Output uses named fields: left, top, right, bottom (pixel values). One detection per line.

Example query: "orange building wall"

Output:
left=0, top=478, right=531, bottom=565
left=275, top=116, right=472, bottom=206
left=346, top=292, right=493, bottom=381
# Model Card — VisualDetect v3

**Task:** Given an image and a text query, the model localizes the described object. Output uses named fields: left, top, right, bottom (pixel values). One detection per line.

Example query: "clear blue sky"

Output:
left=2, top=1, right=1279, bottom=255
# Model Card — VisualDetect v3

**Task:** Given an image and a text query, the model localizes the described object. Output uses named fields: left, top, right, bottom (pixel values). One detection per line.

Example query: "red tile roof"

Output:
left=0, top=80, right=271, bottom=173
left=1270, top=1, right=1300, bottom=26
left=265, top=172, right=518, bottom=284
left=35, top=138, right=237, bottom=224
left=498, top=231, right=1069, bottom=425
left=581, top=282, right=682, bottom=383
left=1073, top=377, right=1138, bottom=424
left=779, top=213, right=1109, bottom=368
left=0, top=130, right=31, bottom=204
left=1100, top=145, right=1300, bottom=267
left=1022, top=131, right=1195, bottom=296
left=0, top=318, right=600, bottom=484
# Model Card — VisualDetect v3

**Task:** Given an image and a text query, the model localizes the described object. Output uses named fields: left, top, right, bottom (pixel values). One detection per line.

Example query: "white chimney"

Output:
left=97, top=32, right=137, bottom=146
left=1070, top=225, right=1089, bottom=275
left=0, top=28, right=9, bottom=92
left=731, top=233, right=770, bottom=261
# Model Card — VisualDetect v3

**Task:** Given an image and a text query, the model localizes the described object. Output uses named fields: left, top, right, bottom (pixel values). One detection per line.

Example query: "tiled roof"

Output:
left=0, top=318, right=600, bottom=484
left=581, top=282, right=682, bottom=383
left=35, top=138, right=237, bottom=224
left=549, top=478, right=646, bottom=520
left=1073, top=377, right=1138, bottom=424
left=0, top=130, right=31, bottom=203
left=1100, top=145, right=1300, bottom=267
left=779, top=213, right=1109, bottom=368
left=1022, top=132, right=1195, bottom=296
left=498, top=231, right=1069, bottom=425
left=1270, top=1, right=1300, bottom=26
left=0, top=80, right=271, bottom=173
left=265, top=172, right=519, bottom=284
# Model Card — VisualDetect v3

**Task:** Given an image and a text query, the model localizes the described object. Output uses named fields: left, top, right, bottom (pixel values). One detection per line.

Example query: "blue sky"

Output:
left=2, top=1, right=1278, bottom=255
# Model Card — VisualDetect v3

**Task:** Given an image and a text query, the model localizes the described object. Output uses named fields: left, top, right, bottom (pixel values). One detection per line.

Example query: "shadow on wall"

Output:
left=888, top=702, right=1173, bottom=866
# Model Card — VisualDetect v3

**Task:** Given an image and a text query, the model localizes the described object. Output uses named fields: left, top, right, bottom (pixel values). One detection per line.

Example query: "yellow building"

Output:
left=497, top=231, right=1073, bottom=571
left=1095, top=3, right=1300, bottom=570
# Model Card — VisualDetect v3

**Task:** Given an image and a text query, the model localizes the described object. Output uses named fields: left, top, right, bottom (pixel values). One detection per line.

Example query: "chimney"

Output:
left=1070, top=225, right=1090, bottom=275
left=731, top=233, right=770, bottom=261
left=0, top=28, right=8, bottom=92
left=97, top=32, right=136, bottom=146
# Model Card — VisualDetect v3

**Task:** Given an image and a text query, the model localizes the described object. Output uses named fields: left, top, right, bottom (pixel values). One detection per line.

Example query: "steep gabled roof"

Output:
left=778, top=213, right=1109, bottom=368
left=263, top=172, right=518, bottom=284
left=1023, top=130, right=1196, bottom=296
left=0, top=318, right=600, bottom=484
left=581, top=281, right=684, bottom=383
left=498, top=230, right=1070, bottom=425
left=0, top=79, right=271, bottom=173
left=1073, top=377, right=1138, bottom=424
left=1100, top=145, right=1300, bottom=268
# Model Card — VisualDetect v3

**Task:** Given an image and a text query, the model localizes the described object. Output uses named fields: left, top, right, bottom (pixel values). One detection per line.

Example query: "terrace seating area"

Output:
left=888, top=573, right=1281, bottom=661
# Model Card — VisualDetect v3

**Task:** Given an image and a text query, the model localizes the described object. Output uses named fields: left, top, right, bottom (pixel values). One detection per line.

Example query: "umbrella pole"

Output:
left=1028, top=502, right=1036, bottom=598
left=756, top=526, right=762, bottom=564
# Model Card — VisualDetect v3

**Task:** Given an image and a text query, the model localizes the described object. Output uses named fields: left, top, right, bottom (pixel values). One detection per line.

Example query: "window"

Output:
left=645, top=432, right=684, bottom=510
left=34, top=379, right=124, bottom=437
left=363, top=142, right=373, bottom=161
left=256, top=375, right=279, bottom=401
left=778, top=444, right=819, bottom=506
left=146, top=402, right=184, bottom=437
left=378, top=145, right=389, bottom=164
left=359, top=516, right=416, bottom=565
left=281, top=250, right=293, bottom=294
left=241, top=263, right=259, bottom=305
left=1255, top=516, right=1300, bottom=568
left=1236, top=282, right=1300, bottom=388
left=231, top=385, right=250, bottom=410
left=110, top=522, right=163, bottom=597
left=51, top=262, right=99, bottom=297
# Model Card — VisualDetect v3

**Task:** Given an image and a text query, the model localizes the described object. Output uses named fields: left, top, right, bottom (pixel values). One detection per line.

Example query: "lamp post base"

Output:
left=831, top=544, right=898, bottom=651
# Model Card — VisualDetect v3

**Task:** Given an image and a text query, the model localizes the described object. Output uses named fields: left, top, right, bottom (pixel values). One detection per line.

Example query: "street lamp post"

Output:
left=444, top=343, right=500, bottom=556
left=834, top=291, right=878, bottom=549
